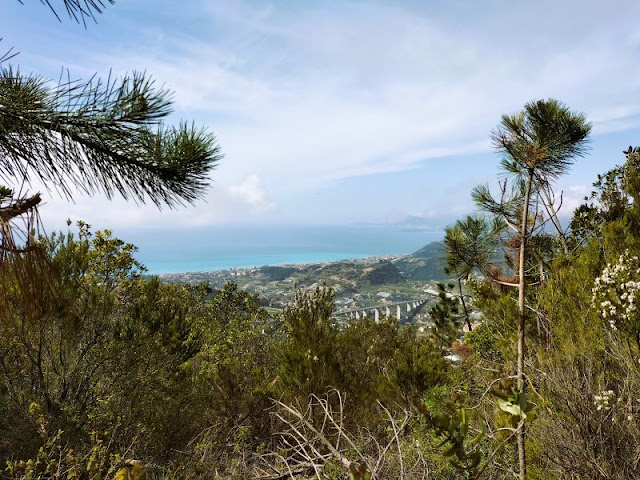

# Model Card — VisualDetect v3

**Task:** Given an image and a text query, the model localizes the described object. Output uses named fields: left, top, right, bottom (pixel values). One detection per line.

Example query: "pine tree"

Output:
left=473, top=99, right=591, bottom=479
left=444, top=214, right=502, bottom=331
left=1, top=0, right=222, bottom=251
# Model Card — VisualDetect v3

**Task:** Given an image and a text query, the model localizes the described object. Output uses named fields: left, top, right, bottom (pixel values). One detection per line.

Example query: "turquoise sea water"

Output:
left=115, top=225, right=443, bottom=275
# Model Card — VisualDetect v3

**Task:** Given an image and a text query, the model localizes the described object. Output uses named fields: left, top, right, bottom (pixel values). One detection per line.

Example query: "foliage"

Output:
left=5, top=90, right=640, bottom=480
left=279, top=286, right=449, bottom=423
left=1, top=0, right=222, bottom=279
left=363, top=261, right=404, bottom=285
left=570, top=146, right=640, bottom=255
left=457, top=99, right=592, bottom=479
left=4, top=402, right=130, bottom=480
left=260, top=265, right=297, bottom=281
left=415, top=394, right=484, bottom=476
left=0, top=67, right=221, bottom=207
left=465, top=323, right=504, bottom=364
left=279, top=286, right=340, bottom=399
left=517, top=147, right=640, bottom=479
left=17, top=0, right=115, bottom=25
left=444, top=215, right=502, bottom=280
left=591, top=249, right=640, bottom=339
left=429, top=282, right=464, bottom=348
left=0, top=224, right=279, bottom=472
left=394, top=328, right=449, bottom=399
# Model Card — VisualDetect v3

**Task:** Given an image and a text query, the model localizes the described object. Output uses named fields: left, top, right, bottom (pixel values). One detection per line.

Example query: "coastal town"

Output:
left=160, top=241, right=454, bottom=326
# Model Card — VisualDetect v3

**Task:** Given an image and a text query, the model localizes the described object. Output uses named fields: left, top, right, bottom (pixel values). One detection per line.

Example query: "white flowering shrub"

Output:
left=593, top=390, right=636, bottom=423
left=593, top=390, right=615, bottom=411
left=591, top=252, right=640, bottom=424
left=592, top=250, right=640, bottom=335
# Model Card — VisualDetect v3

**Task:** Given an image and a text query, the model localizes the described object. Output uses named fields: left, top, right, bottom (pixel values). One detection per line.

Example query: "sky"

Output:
left=2, top=0, right=640, bottom=232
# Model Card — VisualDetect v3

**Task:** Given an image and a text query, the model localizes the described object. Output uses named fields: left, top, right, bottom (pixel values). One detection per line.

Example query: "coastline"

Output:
left=157, top=253, right=406, bottom=281
left=127, top=225, right=444, bottom=275
left=155, top=241, right=447, bottom=315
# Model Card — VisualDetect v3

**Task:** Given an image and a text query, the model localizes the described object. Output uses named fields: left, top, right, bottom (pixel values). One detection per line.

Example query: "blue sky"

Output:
left=2, top=0, right=640, bottom=230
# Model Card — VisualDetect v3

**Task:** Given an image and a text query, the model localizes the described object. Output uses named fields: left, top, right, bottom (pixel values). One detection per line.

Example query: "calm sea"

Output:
left=114, top=224, right=443, bottom=275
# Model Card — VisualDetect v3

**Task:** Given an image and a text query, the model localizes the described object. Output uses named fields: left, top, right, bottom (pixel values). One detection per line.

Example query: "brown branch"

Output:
left=0, top=193, right=42, bottom=221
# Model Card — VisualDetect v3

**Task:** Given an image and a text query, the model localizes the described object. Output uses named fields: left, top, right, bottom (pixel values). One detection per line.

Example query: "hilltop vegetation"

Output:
left=3, top=5, right=640, bottom=479
left=3, top=89, right=640, bottom=479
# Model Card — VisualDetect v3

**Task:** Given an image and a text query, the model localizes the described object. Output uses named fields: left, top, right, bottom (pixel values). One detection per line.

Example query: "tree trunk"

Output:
left=516, top=169, right=533, bottom=480
left=457, top=277, right=471, bottom=331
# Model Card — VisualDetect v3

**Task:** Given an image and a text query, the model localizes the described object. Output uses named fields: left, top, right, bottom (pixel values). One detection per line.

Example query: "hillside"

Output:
left=160, top=241, right=451, bottom=313
left=394, top=241, right=447, bottom=280
left=6, top=81, right=632, bottom=480
left=410, top=241, right=446, bottom=259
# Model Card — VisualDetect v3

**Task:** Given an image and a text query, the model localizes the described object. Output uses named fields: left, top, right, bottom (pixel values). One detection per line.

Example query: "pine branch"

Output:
left=0, top=39, right=18, bottom=65
left=17, top=0, right=115, bottom=25
left=0, top=68, right=222, bottom=207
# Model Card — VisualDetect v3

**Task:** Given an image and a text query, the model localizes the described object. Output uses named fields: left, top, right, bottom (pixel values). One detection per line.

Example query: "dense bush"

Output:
left=0, top=225, right=456, bottom=479
left=4, top=150, right=640, bottom=479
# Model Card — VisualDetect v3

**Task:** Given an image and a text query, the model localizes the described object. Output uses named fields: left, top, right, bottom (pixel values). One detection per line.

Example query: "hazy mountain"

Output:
left=389, top=215, right=444, bottom=232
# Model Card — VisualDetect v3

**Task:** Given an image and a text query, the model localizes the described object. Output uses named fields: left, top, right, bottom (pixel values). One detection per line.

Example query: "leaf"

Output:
left=113, top=468, right=129, bottom=480
left=518, top=392, right=533, bottom=414
left=496, top=398, right=523, bottom=417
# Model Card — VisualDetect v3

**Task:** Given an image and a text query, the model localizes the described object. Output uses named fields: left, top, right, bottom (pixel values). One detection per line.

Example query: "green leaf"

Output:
left=496, top=398, right=523, bottom=417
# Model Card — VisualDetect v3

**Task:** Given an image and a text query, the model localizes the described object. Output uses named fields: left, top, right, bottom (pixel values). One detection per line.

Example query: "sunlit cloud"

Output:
left=559, top=185, right=592, bottom=217
left=229, top=174, right=276, bottom=214
left=3, top=0, right=640, bottom=227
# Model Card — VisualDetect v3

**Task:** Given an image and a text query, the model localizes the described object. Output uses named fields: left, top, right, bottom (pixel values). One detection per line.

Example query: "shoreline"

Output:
left=157, top=253, right=407, bottom=280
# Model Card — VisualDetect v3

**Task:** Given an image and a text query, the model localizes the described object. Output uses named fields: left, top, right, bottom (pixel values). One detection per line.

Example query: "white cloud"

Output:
left=229, top=174, right=276, bottom=214
left=557, top=185, right=591, bottom=217
left=75, top=0, right=640, bottom=194
left=5, top=0, right=640, bottom=227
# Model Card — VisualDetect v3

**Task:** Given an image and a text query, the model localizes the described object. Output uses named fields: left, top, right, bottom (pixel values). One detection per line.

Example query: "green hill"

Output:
left=363, top=261, right=404, bottom=285
left=393, top=242, right=449, bottom=281
left=410, top=241, right=446, bottom=259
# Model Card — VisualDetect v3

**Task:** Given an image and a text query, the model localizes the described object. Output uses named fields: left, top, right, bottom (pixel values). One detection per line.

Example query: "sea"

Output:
left=114, top=224, right=444, bottom=275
